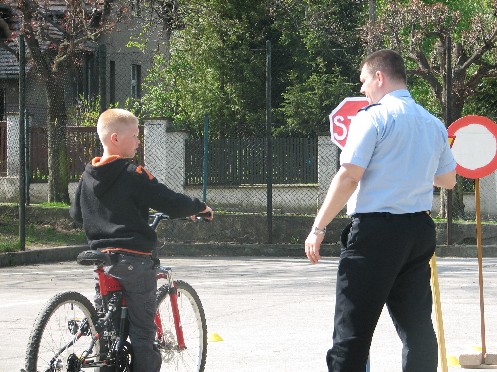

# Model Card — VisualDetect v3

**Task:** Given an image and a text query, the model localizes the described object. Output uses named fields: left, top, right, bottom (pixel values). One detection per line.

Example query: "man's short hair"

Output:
left=97, top=109, right=138, bottom=143
left=361, top=49, right=407, bottom=83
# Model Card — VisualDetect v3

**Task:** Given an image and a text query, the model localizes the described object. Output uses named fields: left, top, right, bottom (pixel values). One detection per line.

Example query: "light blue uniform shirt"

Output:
left=340, top=89, right=456, bottom=215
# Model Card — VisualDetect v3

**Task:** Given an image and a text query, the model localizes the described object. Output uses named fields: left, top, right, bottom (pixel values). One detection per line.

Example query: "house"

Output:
left=0, top=1, right=154, bottom=127
left=0, top=1, right=155, bottom=178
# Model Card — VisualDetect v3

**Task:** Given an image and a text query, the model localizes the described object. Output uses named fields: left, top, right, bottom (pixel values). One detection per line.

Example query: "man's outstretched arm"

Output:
left=305, top=163, right=365, bottom=264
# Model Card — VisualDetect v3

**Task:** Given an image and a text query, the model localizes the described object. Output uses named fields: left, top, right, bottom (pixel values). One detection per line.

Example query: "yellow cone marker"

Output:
left=447, top=355, right=461, bottom=367
left=208, top=332, right=224, bottom=342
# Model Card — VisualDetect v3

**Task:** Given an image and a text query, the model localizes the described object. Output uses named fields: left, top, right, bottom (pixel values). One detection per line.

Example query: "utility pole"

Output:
left=446, top=34, right=453, bottom=245
left=368, top=0, right=377, bottom=53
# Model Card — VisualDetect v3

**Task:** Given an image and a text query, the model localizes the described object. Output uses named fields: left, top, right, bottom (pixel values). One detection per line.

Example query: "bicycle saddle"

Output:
left=77, top=250, right=111, bottom=266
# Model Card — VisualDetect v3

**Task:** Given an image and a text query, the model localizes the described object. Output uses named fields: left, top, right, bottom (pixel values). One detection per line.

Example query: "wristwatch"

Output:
left=312, top=226, right=326, bottom=235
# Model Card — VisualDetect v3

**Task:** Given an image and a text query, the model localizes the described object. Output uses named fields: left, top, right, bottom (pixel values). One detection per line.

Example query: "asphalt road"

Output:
left=1, top=257, right=497, bottom=372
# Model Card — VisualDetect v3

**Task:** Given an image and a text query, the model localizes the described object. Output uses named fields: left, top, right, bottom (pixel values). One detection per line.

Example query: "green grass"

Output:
left=38, top=201, right=71, bottom=208
left=0, top=216, right=86, bottom=253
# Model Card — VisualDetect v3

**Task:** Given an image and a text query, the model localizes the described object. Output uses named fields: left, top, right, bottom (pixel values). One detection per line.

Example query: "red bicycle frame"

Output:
left=95, top=266, right=186, bottom=349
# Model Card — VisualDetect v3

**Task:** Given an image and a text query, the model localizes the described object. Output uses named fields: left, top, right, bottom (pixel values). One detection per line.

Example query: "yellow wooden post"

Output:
left=431, top=254, right=448, bottom=372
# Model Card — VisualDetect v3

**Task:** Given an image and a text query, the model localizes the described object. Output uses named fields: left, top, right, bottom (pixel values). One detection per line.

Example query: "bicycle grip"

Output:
left=197, top=211, right=212, bottom=219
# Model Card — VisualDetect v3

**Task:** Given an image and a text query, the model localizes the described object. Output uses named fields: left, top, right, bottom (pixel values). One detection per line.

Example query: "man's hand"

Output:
left=191, top=205, right=214, bottom=221
left=305, top=232, right=325, bottom=264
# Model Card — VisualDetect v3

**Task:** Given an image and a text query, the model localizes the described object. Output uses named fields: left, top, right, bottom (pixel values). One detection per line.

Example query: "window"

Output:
left=109, top=60, right=115, bottom=104
left=85, top=55, right=96, bottom=100
left=131, top=64, right=141, bottom=99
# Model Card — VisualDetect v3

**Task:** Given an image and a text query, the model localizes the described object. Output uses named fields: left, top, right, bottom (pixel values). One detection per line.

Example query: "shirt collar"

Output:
left=379, top=89, right=411, bottom=103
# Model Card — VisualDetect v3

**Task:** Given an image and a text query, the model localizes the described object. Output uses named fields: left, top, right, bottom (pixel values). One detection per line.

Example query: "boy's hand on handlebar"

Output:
left=191, top=205, right=214, bottom=221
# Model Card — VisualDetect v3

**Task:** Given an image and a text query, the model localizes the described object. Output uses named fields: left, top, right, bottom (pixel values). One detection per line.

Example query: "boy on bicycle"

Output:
left=70, top=108, right=213, bottom=372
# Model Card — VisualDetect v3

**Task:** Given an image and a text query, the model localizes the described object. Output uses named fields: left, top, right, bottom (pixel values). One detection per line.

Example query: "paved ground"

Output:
left=1, top=257, right=497, bottom=371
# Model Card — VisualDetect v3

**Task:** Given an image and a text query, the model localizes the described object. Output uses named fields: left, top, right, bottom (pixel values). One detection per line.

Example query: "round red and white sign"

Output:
left=447, top=115, right=497, bottom=179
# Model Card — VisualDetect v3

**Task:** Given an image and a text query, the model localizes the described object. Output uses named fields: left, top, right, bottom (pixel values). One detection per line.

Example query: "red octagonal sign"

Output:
left=329, top=97, right=369, bottom=149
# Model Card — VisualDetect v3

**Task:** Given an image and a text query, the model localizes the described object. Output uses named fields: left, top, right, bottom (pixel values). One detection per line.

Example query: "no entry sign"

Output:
left=448, top=115, right=497, bottom=179
left=329, top=97, right=369, bottom=149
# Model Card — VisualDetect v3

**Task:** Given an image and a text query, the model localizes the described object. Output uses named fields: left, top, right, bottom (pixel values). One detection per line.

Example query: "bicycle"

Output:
left=24, top=213, right=209, bottom=372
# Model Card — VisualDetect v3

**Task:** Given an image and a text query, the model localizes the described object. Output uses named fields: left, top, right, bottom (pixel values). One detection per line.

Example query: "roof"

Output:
left=0, top=0, right=107, bottom=78
left=0, top=47, right=18, bottom=79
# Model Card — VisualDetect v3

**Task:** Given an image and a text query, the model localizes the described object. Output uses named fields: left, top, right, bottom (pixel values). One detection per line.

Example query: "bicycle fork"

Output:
left=156, top=267, right=186, bottom=350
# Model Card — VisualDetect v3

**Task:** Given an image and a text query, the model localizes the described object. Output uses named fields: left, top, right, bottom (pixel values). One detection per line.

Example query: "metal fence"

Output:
left=185, top=137, right=318, bottom=186
left=29, top=126, right=144, bottom=182
left=2, top=38, right=497, bottom=249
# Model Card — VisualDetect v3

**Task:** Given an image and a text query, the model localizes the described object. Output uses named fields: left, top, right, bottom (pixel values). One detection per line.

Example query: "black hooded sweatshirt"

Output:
left=70, top=156, right=206, bottom=254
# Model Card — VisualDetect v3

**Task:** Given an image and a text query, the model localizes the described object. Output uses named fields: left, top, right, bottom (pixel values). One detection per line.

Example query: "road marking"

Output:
left=0, top=299, right=47, bottom=308
left=0, top=269, right=88, bottom=276
left=187, top=276, right=333, bottom=287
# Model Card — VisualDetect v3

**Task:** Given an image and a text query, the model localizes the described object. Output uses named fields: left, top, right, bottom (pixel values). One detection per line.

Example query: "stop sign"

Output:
left=329, top=97, right=369, bottom=149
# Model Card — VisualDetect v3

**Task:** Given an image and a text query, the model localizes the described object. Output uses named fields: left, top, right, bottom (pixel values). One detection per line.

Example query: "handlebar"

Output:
left=149, top=212, right=212, bottom=230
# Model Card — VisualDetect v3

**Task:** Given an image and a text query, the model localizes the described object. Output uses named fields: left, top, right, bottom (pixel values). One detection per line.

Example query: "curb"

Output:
left=0, top=245, right=88, bottom=267
left=1, top=244, right=496, bottom=268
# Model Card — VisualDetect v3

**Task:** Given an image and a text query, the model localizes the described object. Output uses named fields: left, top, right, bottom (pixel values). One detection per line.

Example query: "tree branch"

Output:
left=459, top=26, right=497, bottom=71
left=465, top=64, right=490, bottom=92
left=407, top=51, right=443, bottom=102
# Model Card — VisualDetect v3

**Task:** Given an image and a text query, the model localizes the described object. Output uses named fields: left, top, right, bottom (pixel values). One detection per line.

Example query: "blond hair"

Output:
left=97, top=109, right=138, bottom=144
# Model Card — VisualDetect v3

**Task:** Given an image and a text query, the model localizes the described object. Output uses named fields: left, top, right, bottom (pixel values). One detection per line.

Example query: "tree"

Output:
left=137, top=0, right=367, bottom=138
left=364, top=0, right=497, bottom=217
left=136, top=0, right=272, bottom=138
left=1, top=0, right=128, bottom=202
left=127, top=0, right=183, bottom=62
left=271, top=0, right=366, bottom=135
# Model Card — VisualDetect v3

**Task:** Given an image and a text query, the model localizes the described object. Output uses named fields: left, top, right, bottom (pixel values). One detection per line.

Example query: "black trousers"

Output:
left=326, top=213, right=438, bottom=372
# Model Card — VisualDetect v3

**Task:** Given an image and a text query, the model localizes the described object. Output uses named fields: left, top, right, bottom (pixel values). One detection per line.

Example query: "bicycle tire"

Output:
left=156, top=280, right=207, bottom=372
left=25, top=291, right=102, bottom=372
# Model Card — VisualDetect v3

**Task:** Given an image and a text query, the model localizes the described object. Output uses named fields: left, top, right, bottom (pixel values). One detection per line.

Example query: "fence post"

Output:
left=266, top=40, right=273, bottom=243
left=479, top=173, right=497, bottom=217
left=143, top=118, right=187, bottom=193
left=98, top=44, right=107, bottom=113
left=25, top=113, right=30, bottom=205
left=6, top=113, right=20, bottom=176
left=202, top=114, right=209, bottom=203
left=318, top=137, right=338, bottom=208
left=19, top=33, right=26, bottom=251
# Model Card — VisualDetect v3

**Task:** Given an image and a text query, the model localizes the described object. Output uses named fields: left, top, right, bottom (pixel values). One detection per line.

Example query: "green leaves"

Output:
left=369, top=0, right=497, bottom=123
left=134, top=0, right=366, bottom=137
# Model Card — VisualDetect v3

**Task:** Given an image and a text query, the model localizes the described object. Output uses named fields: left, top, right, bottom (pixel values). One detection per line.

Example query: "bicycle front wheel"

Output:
left=25, top=291, right=101, bottom=372
left=156, top=280, right=207, bottom=372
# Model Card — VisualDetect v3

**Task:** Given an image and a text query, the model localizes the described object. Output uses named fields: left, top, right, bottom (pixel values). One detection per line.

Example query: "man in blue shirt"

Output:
left=305, top=49, right=456, bottom=371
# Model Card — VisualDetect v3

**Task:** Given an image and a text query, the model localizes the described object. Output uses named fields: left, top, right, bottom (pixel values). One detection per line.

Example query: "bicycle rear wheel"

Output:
left=25, top=291, right=101, bottom=372
left=156, top=280, right=207, bottom=372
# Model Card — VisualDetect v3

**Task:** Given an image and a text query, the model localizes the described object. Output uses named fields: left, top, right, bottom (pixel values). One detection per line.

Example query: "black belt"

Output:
left=352, top=211, right=430, bottom=219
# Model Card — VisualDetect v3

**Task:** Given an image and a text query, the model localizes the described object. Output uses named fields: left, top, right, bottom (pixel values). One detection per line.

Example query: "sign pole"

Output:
left=448, top=115, right=497, bottom=367
left=475, top=178, right=487, bottom=360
